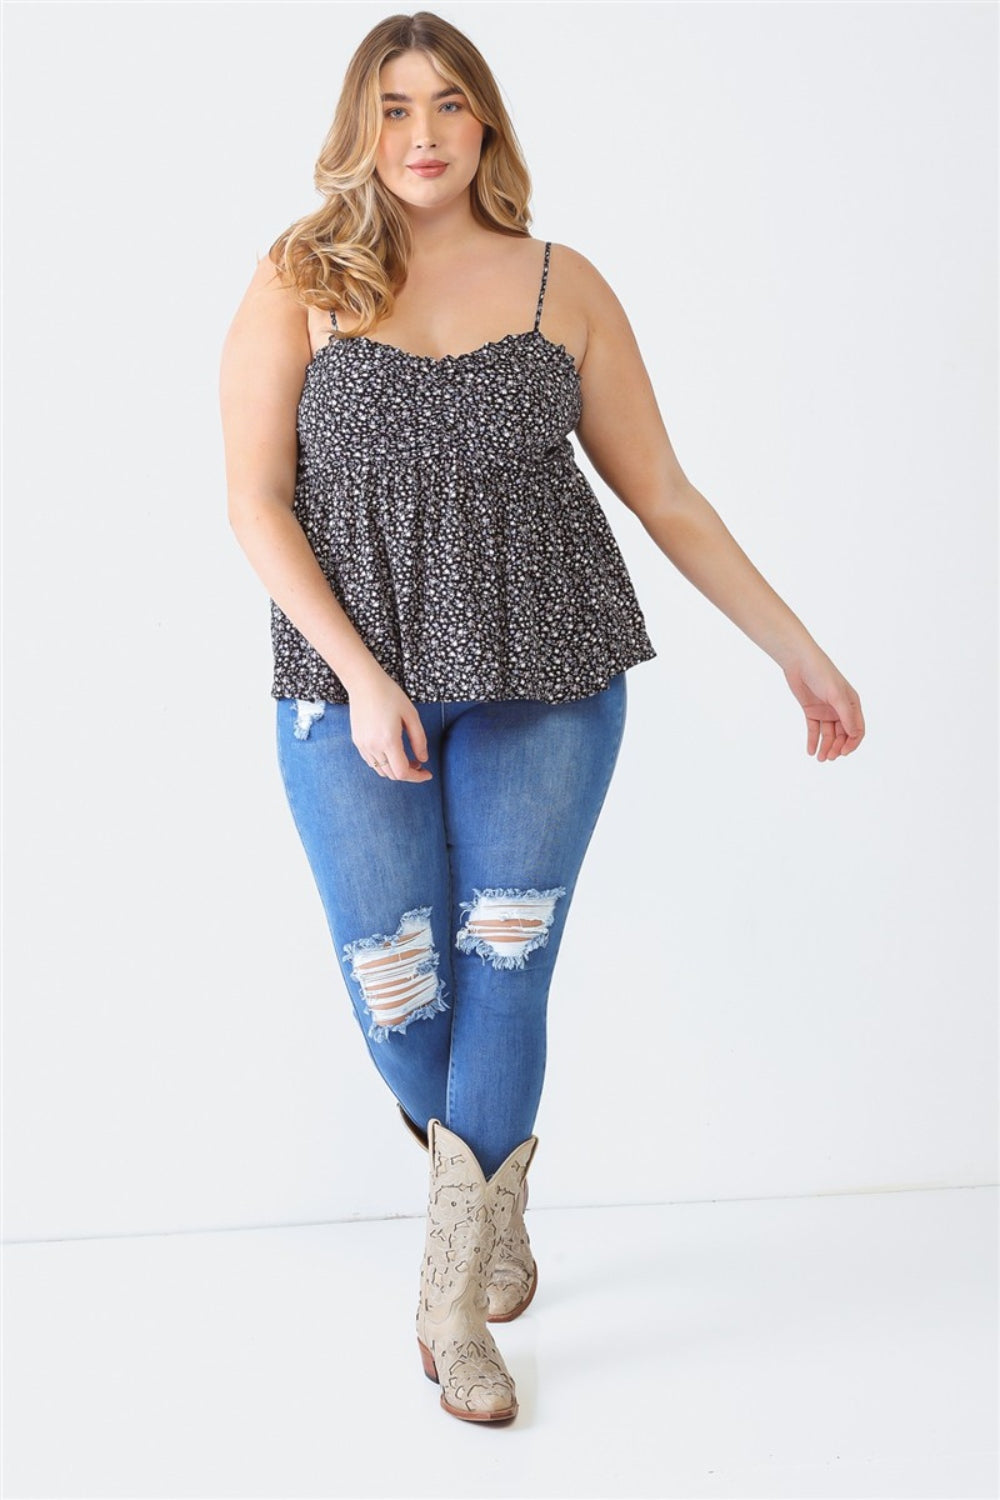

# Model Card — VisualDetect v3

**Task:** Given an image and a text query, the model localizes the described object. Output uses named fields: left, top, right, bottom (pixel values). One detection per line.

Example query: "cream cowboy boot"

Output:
left=485, top=1172, right=538, bottom=1322
left=399, top=1103, right=539, bottom=1321
left=415, top=1117, right=538, bottom=1423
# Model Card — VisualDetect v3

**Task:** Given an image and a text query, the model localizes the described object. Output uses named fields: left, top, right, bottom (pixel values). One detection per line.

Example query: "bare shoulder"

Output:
left=548, top=242, right=627, bottom=322
left=546, top=242, right=638, bottom=376
left=219, top=249, right=314, bottom=512
left=221, top=249, right=312, bottom=372
left=248, top=247, right=305, bottom=305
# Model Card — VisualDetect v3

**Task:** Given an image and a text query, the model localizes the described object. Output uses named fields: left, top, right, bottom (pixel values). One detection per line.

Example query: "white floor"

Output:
left=3, top=1185, right=996, bottom=1500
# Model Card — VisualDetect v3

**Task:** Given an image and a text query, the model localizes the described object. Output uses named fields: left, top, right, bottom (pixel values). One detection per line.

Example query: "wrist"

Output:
left=338, top=653, right=390, bottom=696
left=772, top=636, right=826, bottom=674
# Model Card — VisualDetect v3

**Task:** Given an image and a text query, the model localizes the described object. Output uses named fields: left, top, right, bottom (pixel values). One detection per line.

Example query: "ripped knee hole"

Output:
left=342, top=906, right=449, bottom=1043
left=455, top=886, right=567, bottom=971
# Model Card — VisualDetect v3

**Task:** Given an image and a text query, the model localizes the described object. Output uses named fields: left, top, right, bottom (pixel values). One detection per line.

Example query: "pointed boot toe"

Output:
left=418, top=1332, right=518, bottom=1421
left=486, top=1259, right=538, bottom=1322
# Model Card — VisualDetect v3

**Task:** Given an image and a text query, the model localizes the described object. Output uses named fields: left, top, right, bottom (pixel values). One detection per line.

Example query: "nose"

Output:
left=409, top=109, right=439, bottom=149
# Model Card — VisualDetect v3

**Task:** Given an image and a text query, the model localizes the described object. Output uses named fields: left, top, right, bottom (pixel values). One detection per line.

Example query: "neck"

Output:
left=400, top=193, right=484, bottom=260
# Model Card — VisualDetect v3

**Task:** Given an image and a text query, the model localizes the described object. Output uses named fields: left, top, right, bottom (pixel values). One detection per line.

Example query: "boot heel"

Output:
left=417, top=1336, right=438, bottom=1383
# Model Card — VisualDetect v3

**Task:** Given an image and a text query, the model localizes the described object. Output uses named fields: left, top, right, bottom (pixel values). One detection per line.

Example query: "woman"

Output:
left=219, top=10, right=865, bottom=1427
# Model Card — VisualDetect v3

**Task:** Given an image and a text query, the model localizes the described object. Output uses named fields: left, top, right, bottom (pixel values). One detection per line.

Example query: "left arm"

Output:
left=566, top=247, right=865, bottom=761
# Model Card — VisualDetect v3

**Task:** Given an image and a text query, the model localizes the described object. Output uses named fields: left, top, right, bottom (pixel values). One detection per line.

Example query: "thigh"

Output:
left=275, top=696, right=456, bottom=1041
left=440, top=673, right=628, bottom=972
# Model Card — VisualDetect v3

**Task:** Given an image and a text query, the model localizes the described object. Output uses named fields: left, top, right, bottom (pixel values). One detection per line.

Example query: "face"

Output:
left=374, top=49, right=485, bottom=210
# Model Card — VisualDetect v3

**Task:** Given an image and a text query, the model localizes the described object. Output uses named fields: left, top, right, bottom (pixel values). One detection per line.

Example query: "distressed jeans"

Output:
left=275, top=671, right=627, bottom=1177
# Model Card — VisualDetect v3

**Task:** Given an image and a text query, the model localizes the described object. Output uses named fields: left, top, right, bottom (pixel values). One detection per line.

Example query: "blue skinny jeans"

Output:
left=275, top=672, right=627, bottom=1178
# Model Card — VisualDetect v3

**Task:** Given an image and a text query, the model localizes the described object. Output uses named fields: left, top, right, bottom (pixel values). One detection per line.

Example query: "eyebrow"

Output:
left=380, top=86, right=466, bottom=102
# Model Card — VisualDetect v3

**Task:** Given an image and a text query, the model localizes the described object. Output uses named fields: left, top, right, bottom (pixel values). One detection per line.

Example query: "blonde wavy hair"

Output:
left=267, top=10, right=533, bottom=337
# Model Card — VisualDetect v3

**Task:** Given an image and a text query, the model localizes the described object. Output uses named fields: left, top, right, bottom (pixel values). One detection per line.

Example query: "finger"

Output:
left=380, top=734, right=410, bottom=782
left=404, top=707, right=431, bottom=767
left=831, top=688, right=865, bottom=743
left=841, top=718, right=866, bottom=753
left=806, top=715, right=820, bottom=757
left=367, top=746, right=426, bottom=782
left=820, top=719, right=838, bottom=761
left=400, top=715, right=433, bottom=779
left=365, top=748, right=394, bottom=779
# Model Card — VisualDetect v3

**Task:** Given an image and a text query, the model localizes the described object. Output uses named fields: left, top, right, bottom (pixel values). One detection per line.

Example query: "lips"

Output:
left=409, top=161, right=447, bottom=175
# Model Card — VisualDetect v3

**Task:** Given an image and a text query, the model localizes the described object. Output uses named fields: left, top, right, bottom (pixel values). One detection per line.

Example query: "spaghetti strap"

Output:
left=273, top=231, right=657, bottom=709
left=330, top=250, right=549, bottom=337
left=533, top=241, right=551, bottom=333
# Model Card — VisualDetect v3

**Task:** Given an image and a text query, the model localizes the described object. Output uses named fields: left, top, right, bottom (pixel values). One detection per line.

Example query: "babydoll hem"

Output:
left=270, top=645, right=657, bottom=707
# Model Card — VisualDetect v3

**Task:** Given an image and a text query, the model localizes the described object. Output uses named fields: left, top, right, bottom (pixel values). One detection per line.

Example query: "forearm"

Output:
left=641, top=485, right=819, bottom=670
left=228, top=495, right=382, bottom=693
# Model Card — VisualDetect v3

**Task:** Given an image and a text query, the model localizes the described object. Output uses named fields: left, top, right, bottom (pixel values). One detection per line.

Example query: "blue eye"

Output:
left=384, top=102, right=464, bottom=120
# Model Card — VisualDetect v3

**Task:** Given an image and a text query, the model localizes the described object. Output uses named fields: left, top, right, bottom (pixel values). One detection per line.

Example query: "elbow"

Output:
left=628, top=478, right=701, bottom=529
left=227, top=490, right=293, bottom=531
left=227, top=503, right=248, bottom=537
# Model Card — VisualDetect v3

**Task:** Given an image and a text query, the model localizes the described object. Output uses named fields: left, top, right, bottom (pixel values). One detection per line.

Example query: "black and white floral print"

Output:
left=270, top=241, right=657, bottom=705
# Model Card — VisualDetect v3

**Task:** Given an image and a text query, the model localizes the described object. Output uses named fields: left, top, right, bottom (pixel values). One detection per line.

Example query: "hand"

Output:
left=347, top=666, right=433, bottom=783
left=781, top=648, right=866, bottom=761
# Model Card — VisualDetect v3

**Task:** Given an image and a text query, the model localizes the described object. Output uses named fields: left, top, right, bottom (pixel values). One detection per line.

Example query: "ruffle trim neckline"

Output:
left=308, top=327, right=580, bottom=382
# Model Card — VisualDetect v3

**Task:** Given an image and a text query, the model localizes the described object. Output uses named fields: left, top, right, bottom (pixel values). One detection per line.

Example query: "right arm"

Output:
left=219, top=254, right=433, bottom=781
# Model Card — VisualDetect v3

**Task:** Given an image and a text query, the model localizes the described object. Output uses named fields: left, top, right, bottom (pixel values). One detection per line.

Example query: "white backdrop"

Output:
left=3, top=1, right=995, bottom=1242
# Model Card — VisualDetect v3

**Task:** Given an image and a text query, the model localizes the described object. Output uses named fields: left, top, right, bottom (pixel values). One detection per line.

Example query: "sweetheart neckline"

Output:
left=307, top=327, right=581, bottom=382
